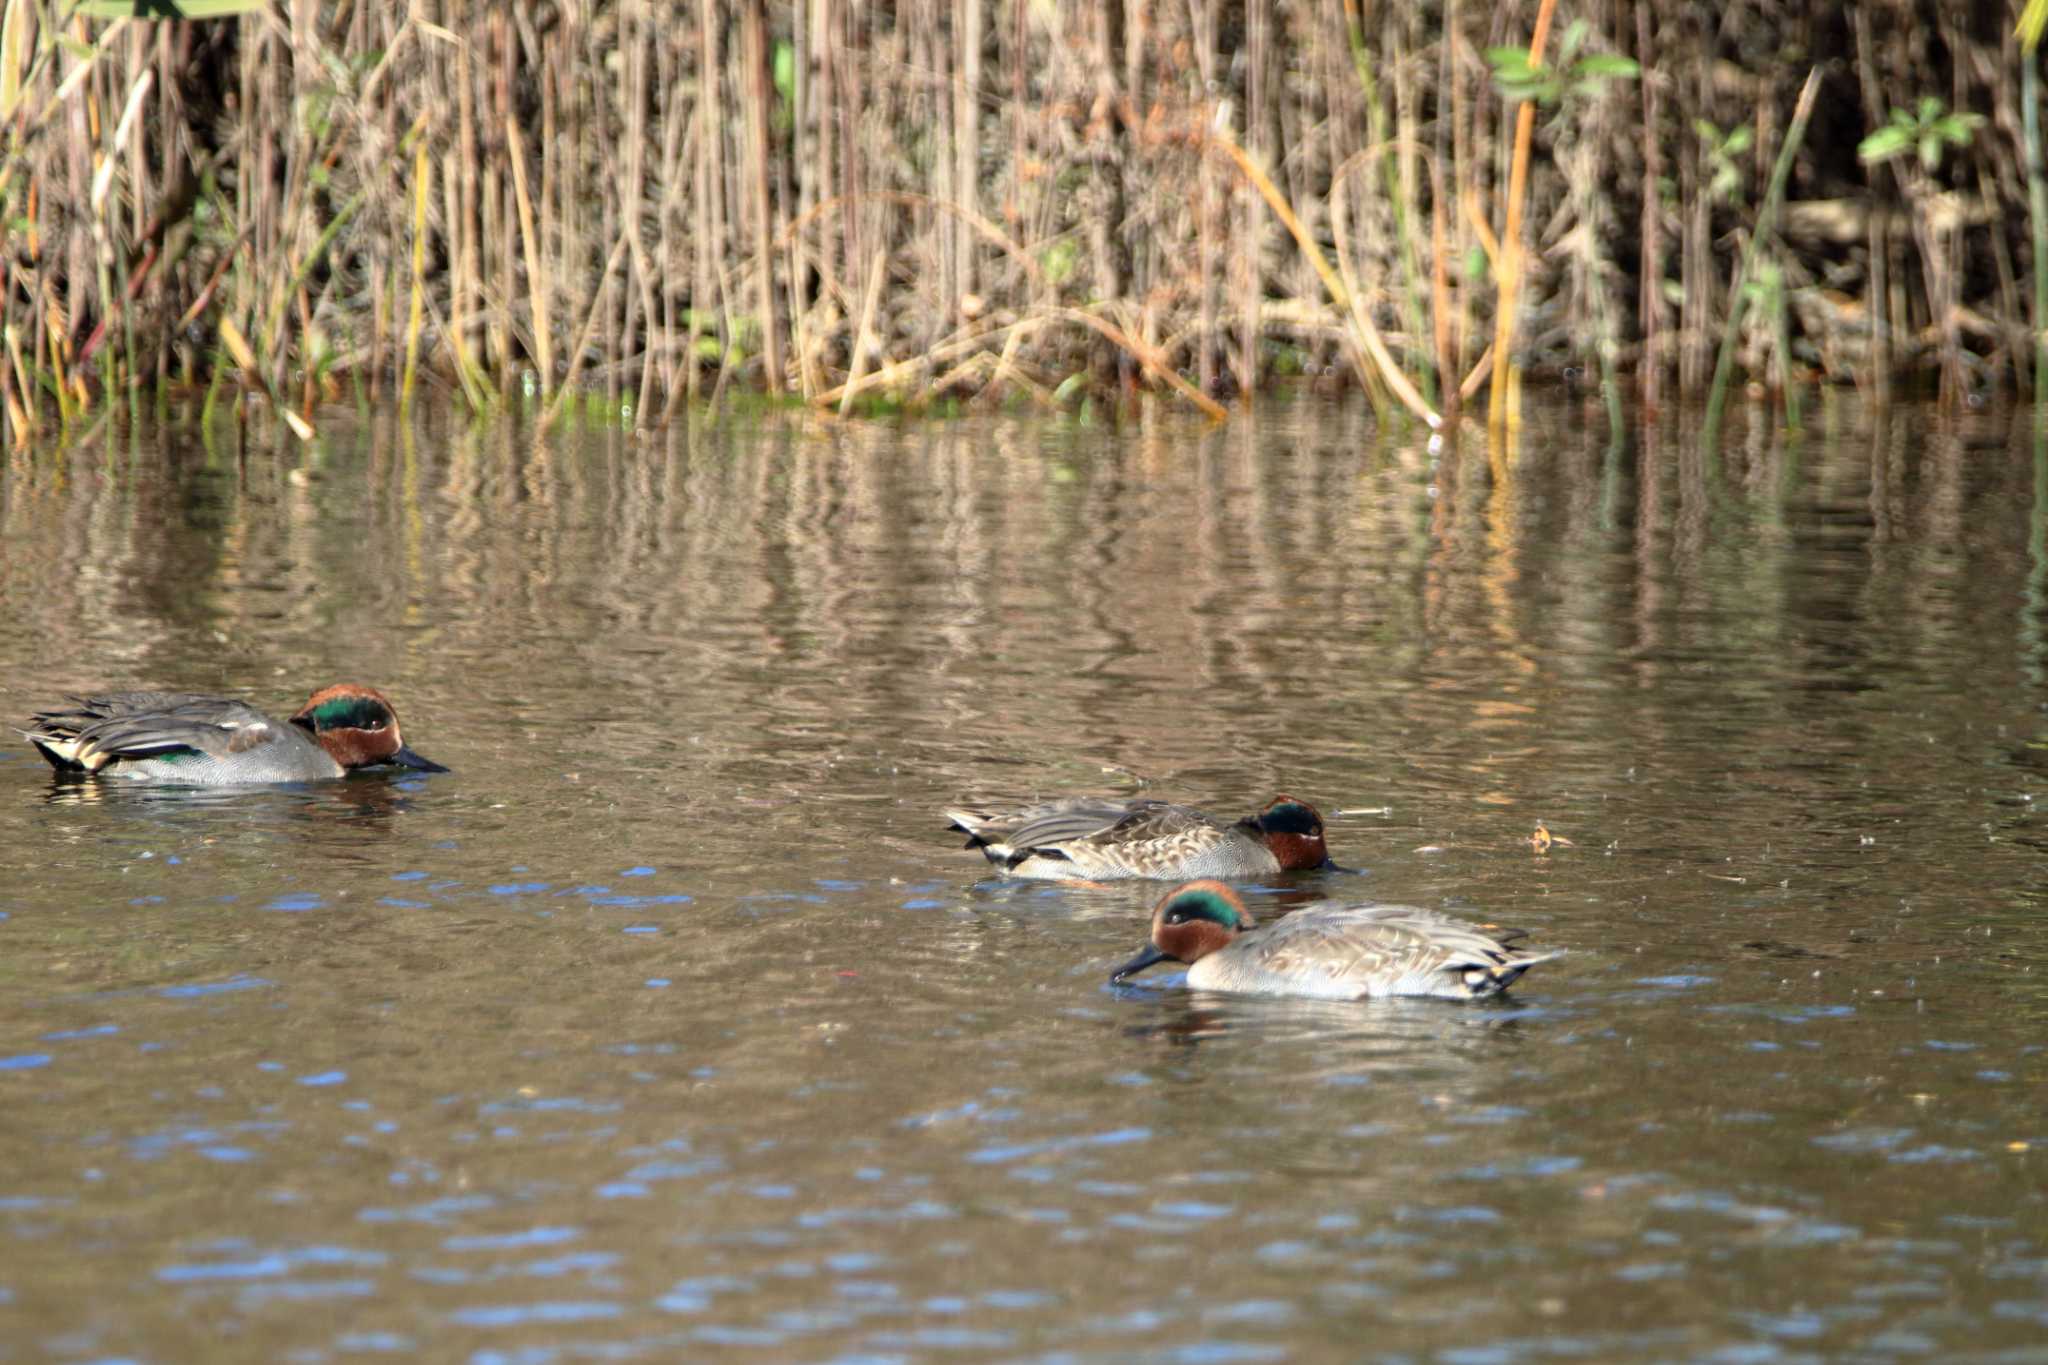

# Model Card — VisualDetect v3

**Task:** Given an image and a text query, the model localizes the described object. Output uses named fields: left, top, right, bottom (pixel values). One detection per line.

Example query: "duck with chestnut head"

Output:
left=1111, top=881, right=1561, bottom=1000
left=22, top=684, right=448, bottom=784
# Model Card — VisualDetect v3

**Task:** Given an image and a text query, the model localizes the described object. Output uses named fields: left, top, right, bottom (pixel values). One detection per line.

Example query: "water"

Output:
left=1, top=398, right=2045, bottom=1362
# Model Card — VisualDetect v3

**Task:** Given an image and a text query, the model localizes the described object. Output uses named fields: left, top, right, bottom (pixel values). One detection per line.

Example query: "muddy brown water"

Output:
left=1, top=399, right=2043, bottom=1362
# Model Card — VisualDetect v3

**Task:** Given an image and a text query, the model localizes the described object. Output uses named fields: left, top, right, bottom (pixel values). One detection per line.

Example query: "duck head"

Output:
left=1248, top=795, right=1330, bottom=870
left=290, top=684, right=449, bottom=773
left=1110, top=880, right=1256, bottom=983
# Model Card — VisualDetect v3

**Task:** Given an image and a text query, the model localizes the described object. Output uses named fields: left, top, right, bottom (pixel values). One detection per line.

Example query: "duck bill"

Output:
left=388, top=744, right=450, bottom=773
left=1109, top=944, right=1170, bottom=984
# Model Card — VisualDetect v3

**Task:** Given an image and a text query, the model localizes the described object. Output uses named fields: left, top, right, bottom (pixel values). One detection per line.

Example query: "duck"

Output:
left=1109, top=880, right=1560, bottom=999
left=944, top=795, right=1333, bottom=881
left=21, top=684, right=448, bottom=784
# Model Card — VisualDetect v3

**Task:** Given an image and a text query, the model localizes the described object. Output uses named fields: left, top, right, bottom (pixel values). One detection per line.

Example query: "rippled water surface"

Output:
left=2, top=399, right=2045, bottom=1362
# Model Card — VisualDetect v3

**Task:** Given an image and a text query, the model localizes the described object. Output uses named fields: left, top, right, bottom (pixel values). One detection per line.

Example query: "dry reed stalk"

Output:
left=2027, top=36, right=2048, bottom=400
left=506, top=115, right=551, bottom=399
left=0, top=0, right=2039, bottom=424
left=1344, top=0, right=1432, bottom=399
left=835, top=247, right=886, bottom=416
left=1053, top=306, right=1228, bottom=420
left=1485, top=0, right=1559, bottom=429
left=1429, top=151, right=1455, bottom=429
left=983, top=312, right=1051, bottom=408
left=1326, top=155, right=1387, bottom=414
left=741, top=0, right=782, bottom=390
left=489, top=9, right=515, bottom=384
left=544, top=228, right=630, bottom=429
left=955, top=0, right=980, bottom=307
left=689, top=0, right=719, bottom=404
left=1237, top=0, right=1266, bottom=392
left=1635, top=0, right=1665, bottom=404
left=814, top=313, right=1050, bottom=409
left=218, top=314, right=312, bottom=439
left=401, top=139, right=428, bottom=411
left=5, top=320, right=33, bottom=446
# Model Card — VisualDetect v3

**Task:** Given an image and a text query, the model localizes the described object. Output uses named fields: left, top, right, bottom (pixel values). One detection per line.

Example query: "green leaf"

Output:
left=1936, top=112, right=1985, bottom=144
left=1492, top=65, right=1562, bottom=105
left=772, top=39, right=796, bottom=106
left=1575, top=53, right=1639, bottom=79
left=1858, top=125, right=1913, bottom=163
left=1041, top=239, right=1078, bottom=286
left=1724, top=125, right=1754, bottom=155
left=2022, top=0, right=2048, bottom=51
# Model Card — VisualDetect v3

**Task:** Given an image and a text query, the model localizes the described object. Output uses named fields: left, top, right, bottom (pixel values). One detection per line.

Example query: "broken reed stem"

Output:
left=1210, top=124, right=1438, bottom=427
left=1053, top=307, right=1229, bottom=422
left=1701, top=65, right=1824, bottom=453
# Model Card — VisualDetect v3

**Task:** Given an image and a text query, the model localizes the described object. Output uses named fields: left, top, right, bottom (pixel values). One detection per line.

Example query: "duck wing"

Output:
left=1248, top=904, right=1561, bottom=998
left=947, top=797, right=1169, bottom=849
left=27, top=694, right=283, bottom=770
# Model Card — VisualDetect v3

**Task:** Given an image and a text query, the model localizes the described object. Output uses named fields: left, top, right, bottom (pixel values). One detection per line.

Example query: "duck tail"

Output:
left=944, top=809, right=996, bottom=850
left=1459, top=949, right=1564, bottom=997
left=946, top=809, right=1030, bottom=866
left=21, top=728, right=90, bottom=772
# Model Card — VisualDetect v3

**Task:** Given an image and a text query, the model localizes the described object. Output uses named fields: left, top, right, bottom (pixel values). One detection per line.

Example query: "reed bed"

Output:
left=0, top=1, right=2040, bottom=442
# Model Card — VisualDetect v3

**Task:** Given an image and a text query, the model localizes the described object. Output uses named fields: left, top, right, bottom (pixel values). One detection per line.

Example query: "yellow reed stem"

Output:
left=401, top=140, right=428, bottom=410
left=1487, top=0, right=1559, bottom=430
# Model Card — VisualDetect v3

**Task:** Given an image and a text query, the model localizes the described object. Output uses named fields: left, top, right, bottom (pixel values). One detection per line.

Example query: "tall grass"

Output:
left=0, top=1, right=2038, bottom=443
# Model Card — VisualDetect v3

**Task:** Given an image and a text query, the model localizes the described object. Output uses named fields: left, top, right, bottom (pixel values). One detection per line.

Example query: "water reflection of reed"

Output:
left=4, top=401, right=2046, bottom=880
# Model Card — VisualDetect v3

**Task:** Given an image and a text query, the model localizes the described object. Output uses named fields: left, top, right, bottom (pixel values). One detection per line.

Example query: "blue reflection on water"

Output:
left=447, top=1301, right=622, bottom=1326
left=443, top=1227, right=581, bottom=1252
left=157, top=976, right=274, bottom=998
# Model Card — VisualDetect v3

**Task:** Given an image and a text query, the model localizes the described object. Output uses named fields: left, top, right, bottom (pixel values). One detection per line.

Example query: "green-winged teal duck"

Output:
left=22, top=684, right=447, bottom=784
left=1110, top=880, right=1560, bottom=999
left=945, top=795, right=1332, bottom=880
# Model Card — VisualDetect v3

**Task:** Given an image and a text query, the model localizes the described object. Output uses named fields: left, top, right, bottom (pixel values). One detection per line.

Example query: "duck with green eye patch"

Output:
left=1111, top=881, right=1562, bottom=1000
left=22, top=684, right=448, bottom=784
